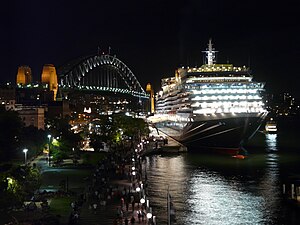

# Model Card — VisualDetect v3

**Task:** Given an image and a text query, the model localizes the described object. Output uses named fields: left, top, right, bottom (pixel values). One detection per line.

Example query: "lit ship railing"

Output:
left=187, top=64, right=248, bottom=73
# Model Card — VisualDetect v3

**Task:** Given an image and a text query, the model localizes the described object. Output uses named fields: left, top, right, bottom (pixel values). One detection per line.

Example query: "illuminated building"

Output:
left=16, top=66, right=32, bottom=85
left=0, top=84, right=15, bottom=111
left=150, top=39, right=268, bottom=154
left=41, top=64, right=58, bottom=101
left=16, top=105, right=45, bottom=130
left=67, top=92, right=134, bottom=116
left=15, top=83, right=54, bottom=105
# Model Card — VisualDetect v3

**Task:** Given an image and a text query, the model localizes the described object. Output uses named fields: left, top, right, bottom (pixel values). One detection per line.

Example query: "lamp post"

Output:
left=23, top=148, right=28, bottom=164
left=47, top=134, right=51, bottom=166
left=147, top=212, right=153, bottom=224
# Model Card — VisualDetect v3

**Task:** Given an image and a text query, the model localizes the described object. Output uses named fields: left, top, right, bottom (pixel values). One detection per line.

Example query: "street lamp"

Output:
left=23, top=148, right=28, bottom=164
left=47, top=134, right=51, bottom=166
left=140, top=198, right=145, bottom=204
left=146, top=212, right=152, bottom=219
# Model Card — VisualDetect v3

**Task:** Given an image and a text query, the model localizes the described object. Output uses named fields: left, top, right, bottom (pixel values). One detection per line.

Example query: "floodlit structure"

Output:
left=16, top=66, right=32, bottom=85
left=57, top=53, right=148, bottom=114
left=41, top=64, right=58, bottom=101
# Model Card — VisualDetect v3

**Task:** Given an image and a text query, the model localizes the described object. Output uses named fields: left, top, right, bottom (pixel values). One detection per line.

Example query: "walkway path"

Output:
left=69, top=151, right=153, bottom=225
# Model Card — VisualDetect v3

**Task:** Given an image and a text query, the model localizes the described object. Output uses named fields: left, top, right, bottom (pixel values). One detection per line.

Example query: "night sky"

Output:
left=2, top=0, right=300, bottom=96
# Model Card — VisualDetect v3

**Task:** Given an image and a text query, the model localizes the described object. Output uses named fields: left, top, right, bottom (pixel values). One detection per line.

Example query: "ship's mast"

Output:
left=202, top=39, right=217, bottom=65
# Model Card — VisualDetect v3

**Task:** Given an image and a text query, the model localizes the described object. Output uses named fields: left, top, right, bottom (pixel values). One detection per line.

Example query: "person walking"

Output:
left=92, top=203, right=97, bottom=214
left=130, top=195, right=135, bottom=212
left=138, top=210, right=142, bottom=223
left=125, top=217, right=129, bottom=225
left=126, top=200, right=129, bottom=211
left=130, top=216, right=135, bottom=224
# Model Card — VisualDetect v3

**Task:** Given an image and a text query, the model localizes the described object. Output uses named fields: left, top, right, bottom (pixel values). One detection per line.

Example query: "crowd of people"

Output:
left=68, top=148, right=154, bottom=225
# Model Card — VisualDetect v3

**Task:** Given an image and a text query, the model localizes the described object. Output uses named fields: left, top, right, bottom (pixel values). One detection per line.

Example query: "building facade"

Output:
left=16, top=106, right=45, bottom=130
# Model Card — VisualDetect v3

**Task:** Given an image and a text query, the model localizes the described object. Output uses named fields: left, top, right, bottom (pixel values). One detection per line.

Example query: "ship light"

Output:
left=192, top=96, right=202, bottom=101
left=191, top=102, right=200, bottom=107
left=216, top=108, right=223, bottom=113
left=201, top=102, right=208, bottom=108
left=211, top=102, right=219, bottom=108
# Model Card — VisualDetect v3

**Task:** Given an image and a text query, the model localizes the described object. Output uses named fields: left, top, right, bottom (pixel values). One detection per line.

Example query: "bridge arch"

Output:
left=58, top=54, right=147, bottom=98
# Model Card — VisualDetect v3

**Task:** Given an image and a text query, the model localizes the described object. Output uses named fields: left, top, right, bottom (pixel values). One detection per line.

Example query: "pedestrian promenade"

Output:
left=79, top=180, right=148, bottom=225
left=28, top=148, right=155, bottom=225
left=70, top=151, right=154, bottom=225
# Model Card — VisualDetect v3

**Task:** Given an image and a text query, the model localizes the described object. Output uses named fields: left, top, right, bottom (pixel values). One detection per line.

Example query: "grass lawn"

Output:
left=40, top=168, right=93, bottom=193
left=81, top=151, right=107, bottom=166
left=49, top=196, right=76, bottom=224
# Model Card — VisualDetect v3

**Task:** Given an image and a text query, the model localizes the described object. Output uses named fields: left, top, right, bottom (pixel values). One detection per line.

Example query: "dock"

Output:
left=140, top=126, right=187, bottom=156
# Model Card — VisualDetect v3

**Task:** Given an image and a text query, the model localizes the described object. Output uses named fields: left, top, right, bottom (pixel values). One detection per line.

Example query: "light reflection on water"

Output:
left=265, top=134, right=278, bottom=152
left=143, top=133, right=300, bottom=225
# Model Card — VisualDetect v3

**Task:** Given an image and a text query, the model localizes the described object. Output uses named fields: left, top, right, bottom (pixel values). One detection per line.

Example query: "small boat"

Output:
left=265, top=118, right=277, bottom=134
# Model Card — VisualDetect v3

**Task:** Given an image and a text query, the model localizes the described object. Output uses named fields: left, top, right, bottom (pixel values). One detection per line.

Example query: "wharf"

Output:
left=140, top=126, right=187, bottom=156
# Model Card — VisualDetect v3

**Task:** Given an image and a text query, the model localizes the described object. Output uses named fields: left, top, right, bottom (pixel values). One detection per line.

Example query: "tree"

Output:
left=95, top=114, right=150, bottom=150
left=113, top=114, right=149, bottom=142
left=89, top=134, right=104, bottom=151
left=20, top=126, right=47, bottom=157
left=0, top=106, right=23, bottom=163
left=0, top=164, right=41, bottom=210
left=46, top=117, right=82, bottom=162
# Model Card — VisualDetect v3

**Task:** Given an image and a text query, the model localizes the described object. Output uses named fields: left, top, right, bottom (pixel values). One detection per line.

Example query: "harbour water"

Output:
left=143, top=132, right=300, bottom=225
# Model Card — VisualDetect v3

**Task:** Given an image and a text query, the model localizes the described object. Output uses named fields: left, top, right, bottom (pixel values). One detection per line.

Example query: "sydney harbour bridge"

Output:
left=58, top=54, right=147, bottom=98
left=56, top=53, right=150, bottom=113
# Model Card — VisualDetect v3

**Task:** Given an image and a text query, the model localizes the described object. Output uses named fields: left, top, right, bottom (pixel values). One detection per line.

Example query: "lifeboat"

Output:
left=232, top=154, right=247, bottom=159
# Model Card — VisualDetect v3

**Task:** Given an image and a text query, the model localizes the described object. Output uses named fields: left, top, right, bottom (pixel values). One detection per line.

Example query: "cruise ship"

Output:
left=149, top=39, right=268, bottom=154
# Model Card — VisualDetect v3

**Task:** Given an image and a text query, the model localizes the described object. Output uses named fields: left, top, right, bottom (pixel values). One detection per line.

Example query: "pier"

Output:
left=138, top=126, right=187, bottom=156
left=282, top=177, right=300, bottom=206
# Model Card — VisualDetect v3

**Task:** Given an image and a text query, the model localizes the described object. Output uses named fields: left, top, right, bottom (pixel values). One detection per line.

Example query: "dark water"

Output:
left=143, top=133, right=300, bottom=225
